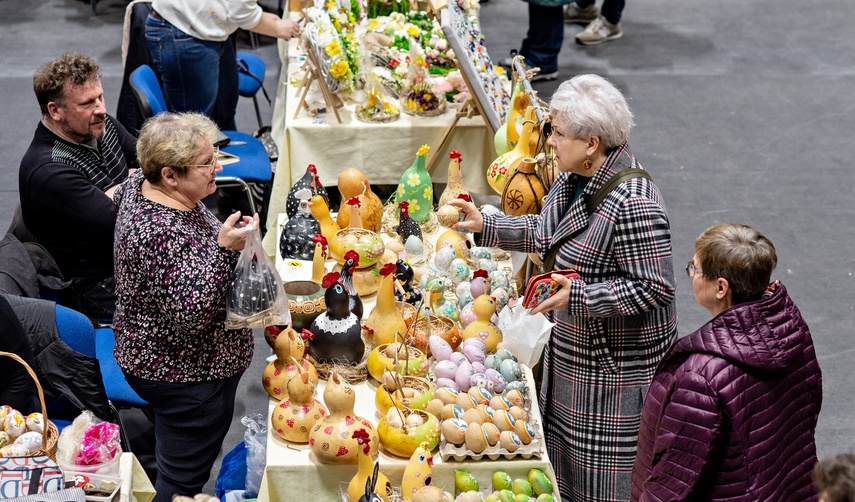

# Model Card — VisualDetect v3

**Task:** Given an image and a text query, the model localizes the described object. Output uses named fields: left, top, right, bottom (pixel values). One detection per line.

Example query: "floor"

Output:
left=1, top=0, right=854, bottom=496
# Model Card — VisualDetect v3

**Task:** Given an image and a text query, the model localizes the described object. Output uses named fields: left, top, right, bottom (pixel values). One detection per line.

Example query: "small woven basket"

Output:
left=0, top=351, right=59, bottom=460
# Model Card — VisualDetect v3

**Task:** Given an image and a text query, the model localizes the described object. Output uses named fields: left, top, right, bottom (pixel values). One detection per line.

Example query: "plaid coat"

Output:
left=479, top=145, right=677, bottom=501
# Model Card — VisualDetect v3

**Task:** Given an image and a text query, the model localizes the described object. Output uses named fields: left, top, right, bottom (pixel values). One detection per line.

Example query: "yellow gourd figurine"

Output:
left=401, top=442, right=434, bottom=501
left=309, top=192, right=344, bottom=262
left=271, top=365, right=327, bottom=443
left=311, top=235, right=328, bottom=284
left=262, top=326, right=318, bottom=400
left=438, top=151, right=470, bottom=207
left=506, top=88, right=531, bottom=151
left=494, top=78, right=524, bottom=156
left=461, top=295, right=503, bottom=352
left=364, top=263, right=408, bottom=346
left=347, top=428, right=392, bottom=501
left=486, top=117, right=536, bottom=194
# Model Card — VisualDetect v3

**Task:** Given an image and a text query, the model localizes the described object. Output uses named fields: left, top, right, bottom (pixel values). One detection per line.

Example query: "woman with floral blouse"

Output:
left=113, top=112, right=257, bottom=502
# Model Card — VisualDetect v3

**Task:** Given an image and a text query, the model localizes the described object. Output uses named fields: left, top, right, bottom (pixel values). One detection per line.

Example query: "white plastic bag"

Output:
left=242, top=413, right=266, bottom=499
left=497, top=304, right=555, bottom=368
left=226, top=226, right=291, bottom=329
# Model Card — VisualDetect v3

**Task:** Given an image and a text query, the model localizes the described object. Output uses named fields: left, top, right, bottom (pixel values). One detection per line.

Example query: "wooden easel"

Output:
left=292, top=38, right=344, bottom=123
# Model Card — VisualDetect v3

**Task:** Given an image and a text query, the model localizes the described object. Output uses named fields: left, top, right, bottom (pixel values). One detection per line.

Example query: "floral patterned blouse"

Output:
left=112, top=170, right=253, bottom=382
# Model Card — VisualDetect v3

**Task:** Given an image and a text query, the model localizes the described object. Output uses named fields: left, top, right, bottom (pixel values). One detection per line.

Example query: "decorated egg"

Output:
left=458, top=291, right=475, bottom=310
left=426, top=398, right=444, bottom=418
left=467, top=386, right=492, bottom=405
left=485, top=368, right=507, bottom=393
left=455, top=392, right=479, bottom=411
left=491, top=288, right=510, bottom=310
left=436, top=378, right=459, bottom=392
left=450, top=352, right=468, bottom=366
left=499, top=359, right=522, bottom=383
left=504, top=388, right=525, bottom=408
left=0, top=432, right=9, bottom=448
left=476, top=404, right=496, bottom=423
left=458, top=302, right=478, bottom=328
left=528, top=468, right=554, bottom=496
left=4, top=410, right=25, bottom=438
left=435, top=229, right=471, bottom=260
left=480, top=204, right=503, bottom=217
left=456, top=281, right=472, bottom=299
left=437, top=204, right=460, bottom=228
left=484, top=354, right=503, bottom=369
left=455, top=360, right=474, bottom=391
left=489, top=395, right=511, bottom=410
left=25, top=413, right=44, bottom=433
left=493, top=410, right=516, bottom=432
left=515, top=420, right=536, bottom=444
left=489, top=270, right=510, bottom=291
left=455, top=470, right=480, bottom=493
left=495, top=347, right=517, bottom=362
left=471, top=361, right=487, bottom=375
left=478, top=259, right=497, bottom=273
left=481, top=422, right=501, bottom=446
left=462, top=408, right=483, bottom=425
left=405, top=235, right=425, bottom=258
left=463, top=344, right=486, bottom=364
left=436, top=386, right=460, bottom=404
left=0, top=444, right=29, bottom=457
left=461, top=337, right=488, bottom=352
left=499, top=430, right=522, bottom=452
left=435, top=360, right=459, bottom=381
left=14, top=431, right=43, bottom=453
left=434, top=245, right=457, bottom=272
left=464, top=423, right=488, bottom=453
left=429, top=335, right=455, bottom=361
left=508, top=405, right=529, bottom=422
left=441, top=404, right=465, bottom=420
left=448, top=258, right=471, bottom=284
left=469, top=247, right=492, bottom=261
left=441, top=418, right=468, bottom=445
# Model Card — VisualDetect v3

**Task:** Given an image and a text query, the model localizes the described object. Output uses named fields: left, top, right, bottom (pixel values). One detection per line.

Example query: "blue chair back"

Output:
left=129, top=64, right=168, bottom=118
left=236, top=52, right=266, bottom=98
left=54, top=305, right=96, bottom=358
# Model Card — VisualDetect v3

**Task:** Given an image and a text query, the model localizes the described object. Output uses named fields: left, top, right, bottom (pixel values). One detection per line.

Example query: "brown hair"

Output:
left=33, top=52, right=101, bottom=117
left=694, top=223, right=777, bottom=304
left=814, top=454, right=855, bottom=502
left=136, top=112, right=219, bottom=184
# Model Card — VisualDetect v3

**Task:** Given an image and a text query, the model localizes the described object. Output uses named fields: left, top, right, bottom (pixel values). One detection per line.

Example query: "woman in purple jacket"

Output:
left=631, top=223, right=823, bottom=501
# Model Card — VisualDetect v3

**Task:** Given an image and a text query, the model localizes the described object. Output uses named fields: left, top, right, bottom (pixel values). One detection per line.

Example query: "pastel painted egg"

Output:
left=482, top=422, right=501, bottom=446
left=478, top=259, right=497, bottom=273
left=405, top=235, right=425, bottom=257
left=436, top=386, right=460, bottom=404
left=493, top=409, right=516, bottom=432
left=435, top=360, right=459, bottom=380
left=484, top=354, right=503, bottom=369
left=508, top=405, right=529, bottom=421
left=450, top=352, right=468, bottom=366
left=464, top=422, right=488, bottom=453
left=436, top=378, right=459, bottom=392
left=461, top=337, right=488, bottom=352
left=455, top=392, right=480, bottom=411
left=471, top=361, right=487, bottom=375
left=0, top=432, right=10, bottom=448
left=25, top=413, right=44, bottom=433
left=458, top=292, right=475, bottom=309
left=491, top=288, right=510, bottom=310
left=462, top=407, right=483, bottom=425
left=463, top=345, right=486, bottom=364
left=480, top=204, right=503, bottom=217
left=489, top=270, right=510, bottom=291
left=469, top=247, right=492, bottom=261
left=456, top=281, right=472, bottom=299
left=489, top=395, right=511, bottom=410
left=515, top=420, right=536, bottom=444
left=499, top=358, right=522, bottom=382
left=504, top=389, right=525, bottom=408
left=455, top=360, right=474, bottom=391
left=499, top=430, right=522, bottom=452
left=13, top=431, right=43, bottom=453
left=495, top=347, right=517, bottom=362
left=448, top=258, right=471, bottom=284
left=458, top=302, right=478, bottom=328
left=441, top=403, right=465, bottom=420
left=476, top=404, right=496, bottom=423
left=469, top=374, right=493, bottom=393
left=467, top=385, right=492, bottom=404
left=0, top=444, right=29, bottom=457
left=429, top=335, right=454, bottom=361
left=441, top=417, right=468, bottom=444
left=485, top=368, right=507, bottom=393
left=434, top=245, right=457, bottom=272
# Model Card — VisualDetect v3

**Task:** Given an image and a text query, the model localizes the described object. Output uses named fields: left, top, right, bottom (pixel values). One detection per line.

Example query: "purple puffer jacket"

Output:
left=631, top=282, right=822, bottom=501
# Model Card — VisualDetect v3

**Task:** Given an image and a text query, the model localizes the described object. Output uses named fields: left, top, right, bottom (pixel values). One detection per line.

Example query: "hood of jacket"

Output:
left=666, top=281, right=807, bottom=372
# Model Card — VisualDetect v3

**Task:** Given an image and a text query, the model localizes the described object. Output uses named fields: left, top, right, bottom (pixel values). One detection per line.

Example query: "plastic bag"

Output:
left=56, top=411, right=121, bottom=466
left=226, top=225, right=291, bottom=329
left=242, top=413, right=267, bottom=499
left=497, top=304, right=555, bottom=368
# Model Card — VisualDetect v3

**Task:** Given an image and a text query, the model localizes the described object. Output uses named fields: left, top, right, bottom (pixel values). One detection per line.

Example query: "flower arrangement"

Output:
left=305, top=7, right=355, bottom=93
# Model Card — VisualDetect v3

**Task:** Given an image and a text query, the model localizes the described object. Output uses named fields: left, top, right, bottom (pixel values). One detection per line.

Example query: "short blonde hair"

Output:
left=695, top=223, right=777, bottom=304
left=549, top=74, right=634, bottom=148
left=136, top=112, right=219, bottom=184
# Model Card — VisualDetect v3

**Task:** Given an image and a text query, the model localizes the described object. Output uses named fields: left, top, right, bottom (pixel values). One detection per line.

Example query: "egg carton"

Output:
left=438, top=416, right=544, bottom=462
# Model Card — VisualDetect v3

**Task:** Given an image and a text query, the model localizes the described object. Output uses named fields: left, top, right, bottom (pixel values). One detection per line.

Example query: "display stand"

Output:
left=293, top=37, right=344, bottom=123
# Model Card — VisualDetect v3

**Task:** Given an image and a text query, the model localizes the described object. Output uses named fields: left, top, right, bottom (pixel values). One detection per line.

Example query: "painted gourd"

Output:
left=271, top=370, right=327, bottom=443
left=364, top=263, right=408, bottom=346
left=438, top=151, right=470, bottom=207
left=501, top=157, right=546, bottom=217
left=396, top=144, right=434, bottom=223
left=486, top=119, right=535, bottom=194
left=262, top=327, right=318, bottom=400
left=461, top=295, right=503, bottom=352
left=309, top=371, right=379, bottom=464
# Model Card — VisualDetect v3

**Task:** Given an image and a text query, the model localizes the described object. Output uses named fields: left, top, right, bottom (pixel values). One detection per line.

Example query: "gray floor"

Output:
left=1, top=0, right=854, bottom=496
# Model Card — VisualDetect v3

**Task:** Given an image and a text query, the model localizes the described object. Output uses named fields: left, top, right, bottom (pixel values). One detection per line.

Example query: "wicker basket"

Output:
left=0, top=351, right=59, bottom=460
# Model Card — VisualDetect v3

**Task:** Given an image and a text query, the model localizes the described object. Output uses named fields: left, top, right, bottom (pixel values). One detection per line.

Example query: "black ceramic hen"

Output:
left=286, top=164, right=329, bottom=218
left=338, top=250, right=364, bottom=321
left=394, top=259, right=423, bottom=306
left=394, top=200, right=422, bottom=243
left=307, top=273, right=365, bottom=364
left=280, top=188, right=321, bottom=260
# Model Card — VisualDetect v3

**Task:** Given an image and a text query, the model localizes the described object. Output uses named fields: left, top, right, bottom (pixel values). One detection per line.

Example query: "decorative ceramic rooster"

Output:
left=306, top=273, right=365, bottom=364
left=311, top=234, right=328, bottom=284
left=287, top=164, right=329, bottom=218
left=394, top=200, right=422, bottom=244
left=394, top=259, right=423, bottom=306
left=438, top=150, right=470, bottom=207
left=338, top=250, right=364, bottom=321
left=280, top=188, right=321, bottom=260
left=346, top=196, right=364, bottom=229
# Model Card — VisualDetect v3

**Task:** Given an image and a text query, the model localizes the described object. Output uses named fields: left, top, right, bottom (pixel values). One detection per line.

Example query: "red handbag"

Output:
left=522, top=269, right=579, bottom=309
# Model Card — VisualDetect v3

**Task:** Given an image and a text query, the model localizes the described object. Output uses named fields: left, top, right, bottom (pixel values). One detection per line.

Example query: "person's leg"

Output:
left=212, top=38, right=239, bottom=132
left=519, top=3, right=564, bottom=77
left=124, top=372, right=243, bottom=502
left=599, top=0, right=626, bottom=24
left=145, top=15, right=220, bottom=117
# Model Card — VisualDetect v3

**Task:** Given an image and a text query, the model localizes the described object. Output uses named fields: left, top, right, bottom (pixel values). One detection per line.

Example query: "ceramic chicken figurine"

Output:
left=311, top=235, right=328, bottom=284
left=401, top=442, right=434, bottom=501
left=419, top=277, right=458, bottom=322
left=396, top=145, right=433, bottom=224
left=262, top=326, right=318, bottom=400
left=339, top=250, right=364, bottom=321
left=306, top=273, right=365, bottom=364
left=345, top=196, right=364, bottom=229
left=364, top=263, right=408, bottom=347
left=438, top=151, right=470, bottom=207
left=348, top=429, right=392, bottom=502
left=271, top=366, right=327, bottom=443
left=469, top=269, right=491, bottom=299
left=394, top=200, right=422, bottom=245
left=280, top=188, right=321, bottom=260
left=461, top=295, right=503, bottom=352
left=309, top=192, right=344, bottom=262
left=394, top=259, right=423, bottom=306
left=287, top=164, right=329, bottom=218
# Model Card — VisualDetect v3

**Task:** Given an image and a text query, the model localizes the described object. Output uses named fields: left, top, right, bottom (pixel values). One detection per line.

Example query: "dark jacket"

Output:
left=631, top=282, right=822, bottom=501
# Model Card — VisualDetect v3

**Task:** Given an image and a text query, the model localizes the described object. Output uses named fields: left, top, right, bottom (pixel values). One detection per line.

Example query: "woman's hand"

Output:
left=218, top=211, right=259, bottom=251
left=447, top=198, right=484, bottom=233
left=530, top=273, right=574, bottom=316
left=276, top=18, right=301, bottom=40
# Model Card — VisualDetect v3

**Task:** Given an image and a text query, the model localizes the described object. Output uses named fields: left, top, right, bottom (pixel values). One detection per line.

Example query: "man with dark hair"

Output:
left=19, top=52, right=138, bottom=319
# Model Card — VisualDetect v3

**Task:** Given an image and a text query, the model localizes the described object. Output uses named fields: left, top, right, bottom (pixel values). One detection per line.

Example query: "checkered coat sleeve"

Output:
left=479, top=145, right=678, bottom=501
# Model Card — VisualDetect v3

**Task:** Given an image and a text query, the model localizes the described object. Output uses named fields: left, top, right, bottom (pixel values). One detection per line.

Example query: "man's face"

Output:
left=51, top=78, right=107, bottom=143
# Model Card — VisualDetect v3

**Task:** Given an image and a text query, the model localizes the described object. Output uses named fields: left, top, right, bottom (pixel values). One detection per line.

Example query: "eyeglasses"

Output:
left=686, top=261, right=703, bottom=278
left=186, top=147, right=219, bottom=172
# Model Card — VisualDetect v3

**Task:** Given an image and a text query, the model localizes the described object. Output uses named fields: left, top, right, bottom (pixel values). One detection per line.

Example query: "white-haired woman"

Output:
left=450, top=74, right=677, bottom=501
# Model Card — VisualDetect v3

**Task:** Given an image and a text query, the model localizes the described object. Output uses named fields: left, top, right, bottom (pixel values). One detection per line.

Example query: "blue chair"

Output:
left=129, top=64, right=272, bottom=215
left=236, top=51, right=269, bottom=130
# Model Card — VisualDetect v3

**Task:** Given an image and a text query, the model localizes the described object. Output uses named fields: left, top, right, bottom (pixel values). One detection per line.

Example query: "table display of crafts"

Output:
left=262, top=141, right=564, bottom=501
left=295, top=0, right=507, bottom=122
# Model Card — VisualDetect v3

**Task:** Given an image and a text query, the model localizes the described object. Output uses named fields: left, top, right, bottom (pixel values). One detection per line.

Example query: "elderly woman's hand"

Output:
left=530, top=273, right=574, bottom=316
left=218, top=211, right=259, bottom=251
left=447, top=198, right=484, bottom=233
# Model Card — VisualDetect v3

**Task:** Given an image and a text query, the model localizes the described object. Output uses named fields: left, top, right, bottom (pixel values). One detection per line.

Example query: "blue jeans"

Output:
left=519, top=3, right=564, bottom=74
left=124, top=372, right=243, bottom=502
left=144, top=14, right=239, bottom=131
left=575, top=0, right=626, bottom=24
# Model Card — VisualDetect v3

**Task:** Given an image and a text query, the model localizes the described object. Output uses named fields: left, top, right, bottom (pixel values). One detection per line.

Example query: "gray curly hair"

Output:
left=549, top=74, right=634, bottom=149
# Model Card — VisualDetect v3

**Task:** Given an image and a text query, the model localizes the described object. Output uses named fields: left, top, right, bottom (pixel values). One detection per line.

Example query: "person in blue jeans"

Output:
left=145, top=0, right=301, bottom=131
left=565, top=0, right=625, bottom=46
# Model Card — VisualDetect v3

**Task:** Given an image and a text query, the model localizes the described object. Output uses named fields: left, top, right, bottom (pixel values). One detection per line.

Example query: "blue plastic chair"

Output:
left=236, top=51, right=268, bottom=130
left=129, top=64, right=272, bottom=215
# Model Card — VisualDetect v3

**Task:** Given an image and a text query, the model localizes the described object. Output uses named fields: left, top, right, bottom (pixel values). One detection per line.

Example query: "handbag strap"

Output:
left=540, top=168, right=653, bottom=272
